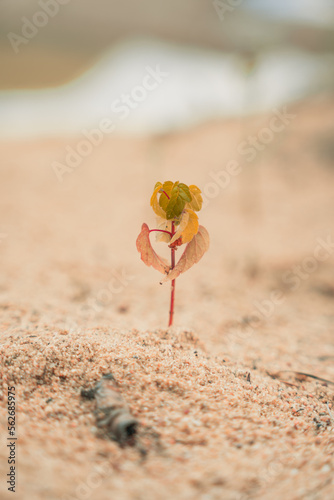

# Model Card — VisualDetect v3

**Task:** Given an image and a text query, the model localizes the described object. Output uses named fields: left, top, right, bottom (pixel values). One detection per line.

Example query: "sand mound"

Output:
left=1, top=327, right=333, bottom=500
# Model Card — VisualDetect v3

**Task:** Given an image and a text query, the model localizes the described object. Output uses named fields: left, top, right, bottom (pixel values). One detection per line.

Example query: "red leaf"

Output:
left=136, top=223, right=170, bottom=274
left=161, top=225, right=209, bottom=283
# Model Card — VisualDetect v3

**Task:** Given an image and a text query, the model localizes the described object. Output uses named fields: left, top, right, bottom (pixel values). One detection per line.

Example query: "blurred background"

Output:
left=1, top=0, right=334, bottom=136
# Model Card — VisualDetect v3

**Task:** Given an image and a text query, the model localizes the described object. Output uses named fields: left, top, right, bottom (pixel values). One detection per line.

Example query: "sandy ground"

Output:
left=0, top=96, right=334, bottom=500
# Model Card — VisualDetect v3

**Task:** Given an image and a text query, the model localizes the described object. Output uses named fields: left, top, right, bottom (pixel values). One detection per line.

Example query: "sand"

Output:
left=0, top=96, right=334, bottom=499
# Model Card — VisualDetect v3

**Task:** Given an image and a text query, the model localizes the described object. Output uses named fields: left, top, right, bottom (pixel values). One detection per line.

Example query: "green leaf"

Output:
left=166, top=192, right=186, bottom=219
left=164, top=182, right=191, bottom=219
left=178, top=183, right=192, bottom=202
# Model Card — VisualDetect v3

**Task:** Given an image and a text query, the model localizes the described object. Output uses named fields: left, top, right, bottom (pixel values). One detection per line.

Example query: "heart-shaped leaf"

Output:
left=161, top=225, right=209, bottom=283
left=136, top=223, right=170, bottom=274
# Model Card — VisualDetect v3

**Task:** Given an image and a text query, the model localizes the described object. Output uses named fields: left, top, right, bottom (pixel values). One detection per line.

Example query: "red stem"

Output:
left=149, top=229, right=172, bottom=236
left=168, top=221, right=176, bottom=327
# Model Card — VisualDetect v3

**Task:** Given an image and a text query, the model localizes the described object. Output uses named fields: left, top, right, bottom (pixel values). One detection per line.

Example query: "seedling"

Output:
left=136, top=181, right=209, bottom=326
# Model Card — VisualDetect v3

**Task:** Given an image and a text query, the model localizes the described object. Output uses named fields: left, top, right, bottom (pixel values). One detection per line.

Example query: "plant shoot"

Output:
left=136, top=181, right=209, bottom=326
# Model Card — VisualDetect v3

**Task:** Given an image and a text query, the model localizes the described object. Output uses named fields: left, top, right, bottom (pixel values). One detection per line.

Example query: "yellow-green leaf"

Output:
left=159, top=181, right=174, bottom=211
left=150, top=182, right=166, bottom=218
left=170, top=209, right=199, bottom=245
left=187, top=185, right=203, bottom=211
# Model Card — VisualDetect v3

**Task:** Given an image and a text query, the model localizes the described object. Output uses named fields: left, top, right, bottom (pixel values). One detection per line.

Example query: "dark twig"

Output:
left=81, top=373, right=138, bottom=445
left=277, top=371, right=334, bottom=386
left=267, top=370, right=334, bottom=386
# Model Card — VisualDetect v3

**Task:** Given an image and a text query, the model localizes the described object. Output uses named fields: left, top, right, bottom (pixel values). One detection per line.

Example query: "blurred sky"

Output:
left=244, top=0, right=334, bottom=26
left=0, top=0, right=333, bottom=137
